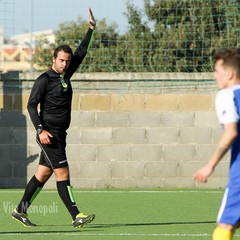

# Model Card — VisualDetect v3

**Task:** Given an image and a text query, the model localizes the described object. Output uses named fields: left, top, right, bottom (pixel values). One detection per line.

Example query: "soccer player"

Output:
left=12, top=8, right=96, bottom=228
left=194, top=48, right=240, bottom=240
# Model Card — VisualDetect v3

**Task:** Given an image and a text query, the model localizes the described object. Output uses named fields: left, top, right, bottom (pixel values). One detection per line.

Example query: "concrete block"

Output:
left=145, top=94, right=178, bottom=111
left=196, top=145, right=229, bottom=162
left=0, top=163, right=12, bottom=178
left=0, top=111, right=27, bottom=127
left=112, top=179, right=164, bottom=188
left=66, top=127, right=81, bottom=144
left=68, top=161, right=81, bottom=178
left=145, top=162, right=178, bottom=178
left=11, top=128, right=27, bottom=144
left=11, top=95, right=29, bottom=111
left=80, top=95, right=111, bottom=110
left=179, top=161, right=204, bottom=177
left=13, top=95, right=24, bottom=110
left=67, top=144, right=96, bottom=162
left=211, top=162, right=229, bottom=178
left=42, top=178, right=56, bottom=189
left=21, top=94, right=29, bottom=111
left=162, top=112, right=194, bottom=127
left=80, top=127, right=113, bottom=144
left=179, top=127, right=212, bottom=144
left=27, top=161, right=39, bottom=177
left=79, top=161, right=112, bottom=178
left=97, top=144, right=129, bottom=162
left=0, top=95, right=12, bottom=110
left=71, top=95, right=80, bottom=111
left=128, top=112, right=161, bottom=127
left=0, top=145, right=11, bottom=161
left=130, top=145, right=162, bottom=162
left=147, top=127, right=178, bottom=144
left=114, top=128, right=146, bottom=144
left=110, top=179, right=130, bottom=188
left=195, top=178, right=227, bottom=189
left=79, top=111, right=96, bottom=127
left=111, top=94, right=145, bottom=111
left=163, top=178, right=196, bottom=188
left=96, top=112, right=129, bottom=127
left=95, top=179, right=114, bottom=188
left=71, top=178, right=98, bottom=189
left=13, top=161, right=28, bottom=178
left=163, top=145, right=195, bottom=162
left=0, top=144, right=27, bottom=162
left=112, top=162, right=145, bottom=178
left=195, top=112, right=218, bottom=127
left=195, top=145, right=215, bottom=162
left=27, top=128, right=37, bottom=144
left=71, top=111, right=95, bottom=127
left=0, top=94, right=3, bottom=109
left=27, top=145, right=40, bottom=162
left=0, top=179, right=27, bottom=188
left=0, top=128, right=13, bottom=144
left=212, top=127, right=222, bottom=144
left=179, top=94, right=214, bottom=111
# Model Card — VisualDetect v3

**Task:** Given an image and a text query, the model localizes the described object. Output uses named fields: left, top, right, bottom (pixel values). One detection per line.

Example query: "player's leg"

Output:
left=47, top=130, right=95, bottom=227
left=17, top=164, right=53, bottom=213
left=55, top=166, right=79, bottom=219
left=213, top=224, right=234, bottom=240
left=54, top=166, right=95, bottom=228
left=213, top=186, right=240, bottom=240
left=12, top=163, right=53, bottom=226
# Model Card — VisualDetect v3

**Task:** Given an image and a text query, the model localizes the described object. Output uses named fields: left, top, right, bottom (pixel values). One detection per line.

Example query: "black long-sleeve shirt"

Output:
left=28, top=28, right=94, bottom=131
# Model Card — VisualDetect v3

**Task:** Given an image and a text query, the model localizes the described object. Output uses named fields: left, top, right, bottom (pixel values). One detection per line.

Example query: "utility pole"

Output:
left=29, top=0, right=33, bottom=72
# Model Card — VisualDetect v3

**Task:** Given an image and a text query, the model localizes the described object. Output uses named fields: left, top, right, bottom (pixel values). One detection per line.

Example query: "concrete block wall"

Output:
left=0, top=73, right=229, bottom=189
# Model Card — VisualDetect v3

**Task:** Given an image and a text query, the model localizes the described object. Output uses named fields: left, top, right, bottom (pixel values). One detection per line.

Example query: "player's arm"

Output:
left=194, top=122, right=238, bottom=182
left=27, top=74, right=53, bottom=144
left=27, top=74, right=48, bottom=129
left=65, top=8, right=96, bottom=79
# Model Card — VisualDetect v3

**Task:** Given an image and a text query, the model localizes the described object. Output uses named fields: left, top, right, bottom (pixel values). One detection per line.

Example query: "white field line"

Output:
left=1, top=232, right=240, bottom=237
left=0, top=232, right=210, bottom=237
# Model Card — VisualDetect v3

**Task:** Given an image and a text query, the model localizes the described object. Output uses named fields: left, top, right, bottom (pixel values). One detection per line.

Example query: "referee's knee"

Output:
left=54, top=166, right=69, bottom=181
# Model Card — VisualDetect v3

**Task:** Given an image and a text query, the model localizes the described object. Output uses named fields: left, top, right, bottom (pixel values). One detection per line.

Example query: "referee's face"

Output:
left=52, top=50, right=71, bottom=74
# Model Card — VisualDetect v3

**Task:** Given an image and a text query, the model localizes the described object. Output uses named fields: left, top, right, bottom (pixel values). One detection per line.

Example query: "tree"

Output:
left=33, top=0, right=240, bottom=72
left=143, top=0, right=240, bottom=72
left=33, top=36, right=56, bottom=70
left=33, top=17, right=121, bottom=72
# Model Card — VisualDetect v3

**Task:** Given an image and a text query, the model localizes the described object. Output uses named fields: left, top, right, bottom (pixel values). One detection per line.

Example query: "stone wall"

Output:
left=0, top=73, right=229, bottom=189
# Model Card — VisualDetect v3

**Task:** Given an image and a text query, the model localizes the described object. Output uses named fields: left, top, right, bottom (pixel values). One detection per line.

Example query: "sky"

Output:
left=0, top=0, right=144, bottom=38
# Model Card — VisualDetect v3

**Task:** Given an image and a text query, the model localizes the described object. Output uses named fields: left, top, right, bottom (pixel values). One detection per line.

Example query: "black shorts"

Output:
left=36, top=130, right=69, bottom=169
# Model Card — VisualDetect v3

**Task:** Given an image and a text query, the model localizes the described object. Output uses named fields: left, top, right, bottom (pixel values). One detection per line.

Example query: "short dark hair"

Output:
left=214, top=48, right=240, bottom=79
left=53, top=44, right=73, bottom=58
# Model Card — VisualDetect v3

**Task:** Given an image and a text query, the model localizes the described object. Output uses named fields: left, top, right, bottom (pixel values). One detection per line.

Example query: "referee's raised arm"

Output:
left=65, top=7, right=96, bottom=80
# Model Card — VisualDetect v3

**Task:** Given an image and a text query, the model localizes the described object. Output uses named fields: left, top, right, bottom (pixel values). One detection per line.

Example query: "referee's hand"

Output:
left=88, top=7, right=96, bottom=29
left=39, top=130, right=53, bottom=145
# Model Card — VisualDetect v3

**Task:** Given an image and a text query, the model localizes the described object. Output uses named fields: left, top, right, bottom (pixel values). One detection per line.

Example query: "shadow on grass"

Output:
left=0, top=228, right=99, bottom=235
left=88, top=220, right=216, bottom=229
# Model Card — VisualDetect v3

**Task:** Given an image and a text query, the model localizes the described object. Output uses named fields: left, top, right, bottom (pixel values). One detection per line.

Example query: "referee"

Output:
left=12, top=8, right=96, bottom=228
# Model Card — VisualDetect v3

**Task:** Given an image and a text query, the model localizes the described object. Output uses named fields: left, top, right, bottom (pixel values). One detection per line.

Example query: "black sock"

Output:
left=56, top=180, right=80, bottom=220
left=17, top=175, right=44, bottom=213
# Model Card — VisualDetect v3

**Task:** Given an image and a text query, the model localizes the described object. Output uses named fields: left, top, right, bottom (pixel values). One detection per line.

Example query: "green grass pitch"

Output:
left=0, top=189, right=232, bottom=240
